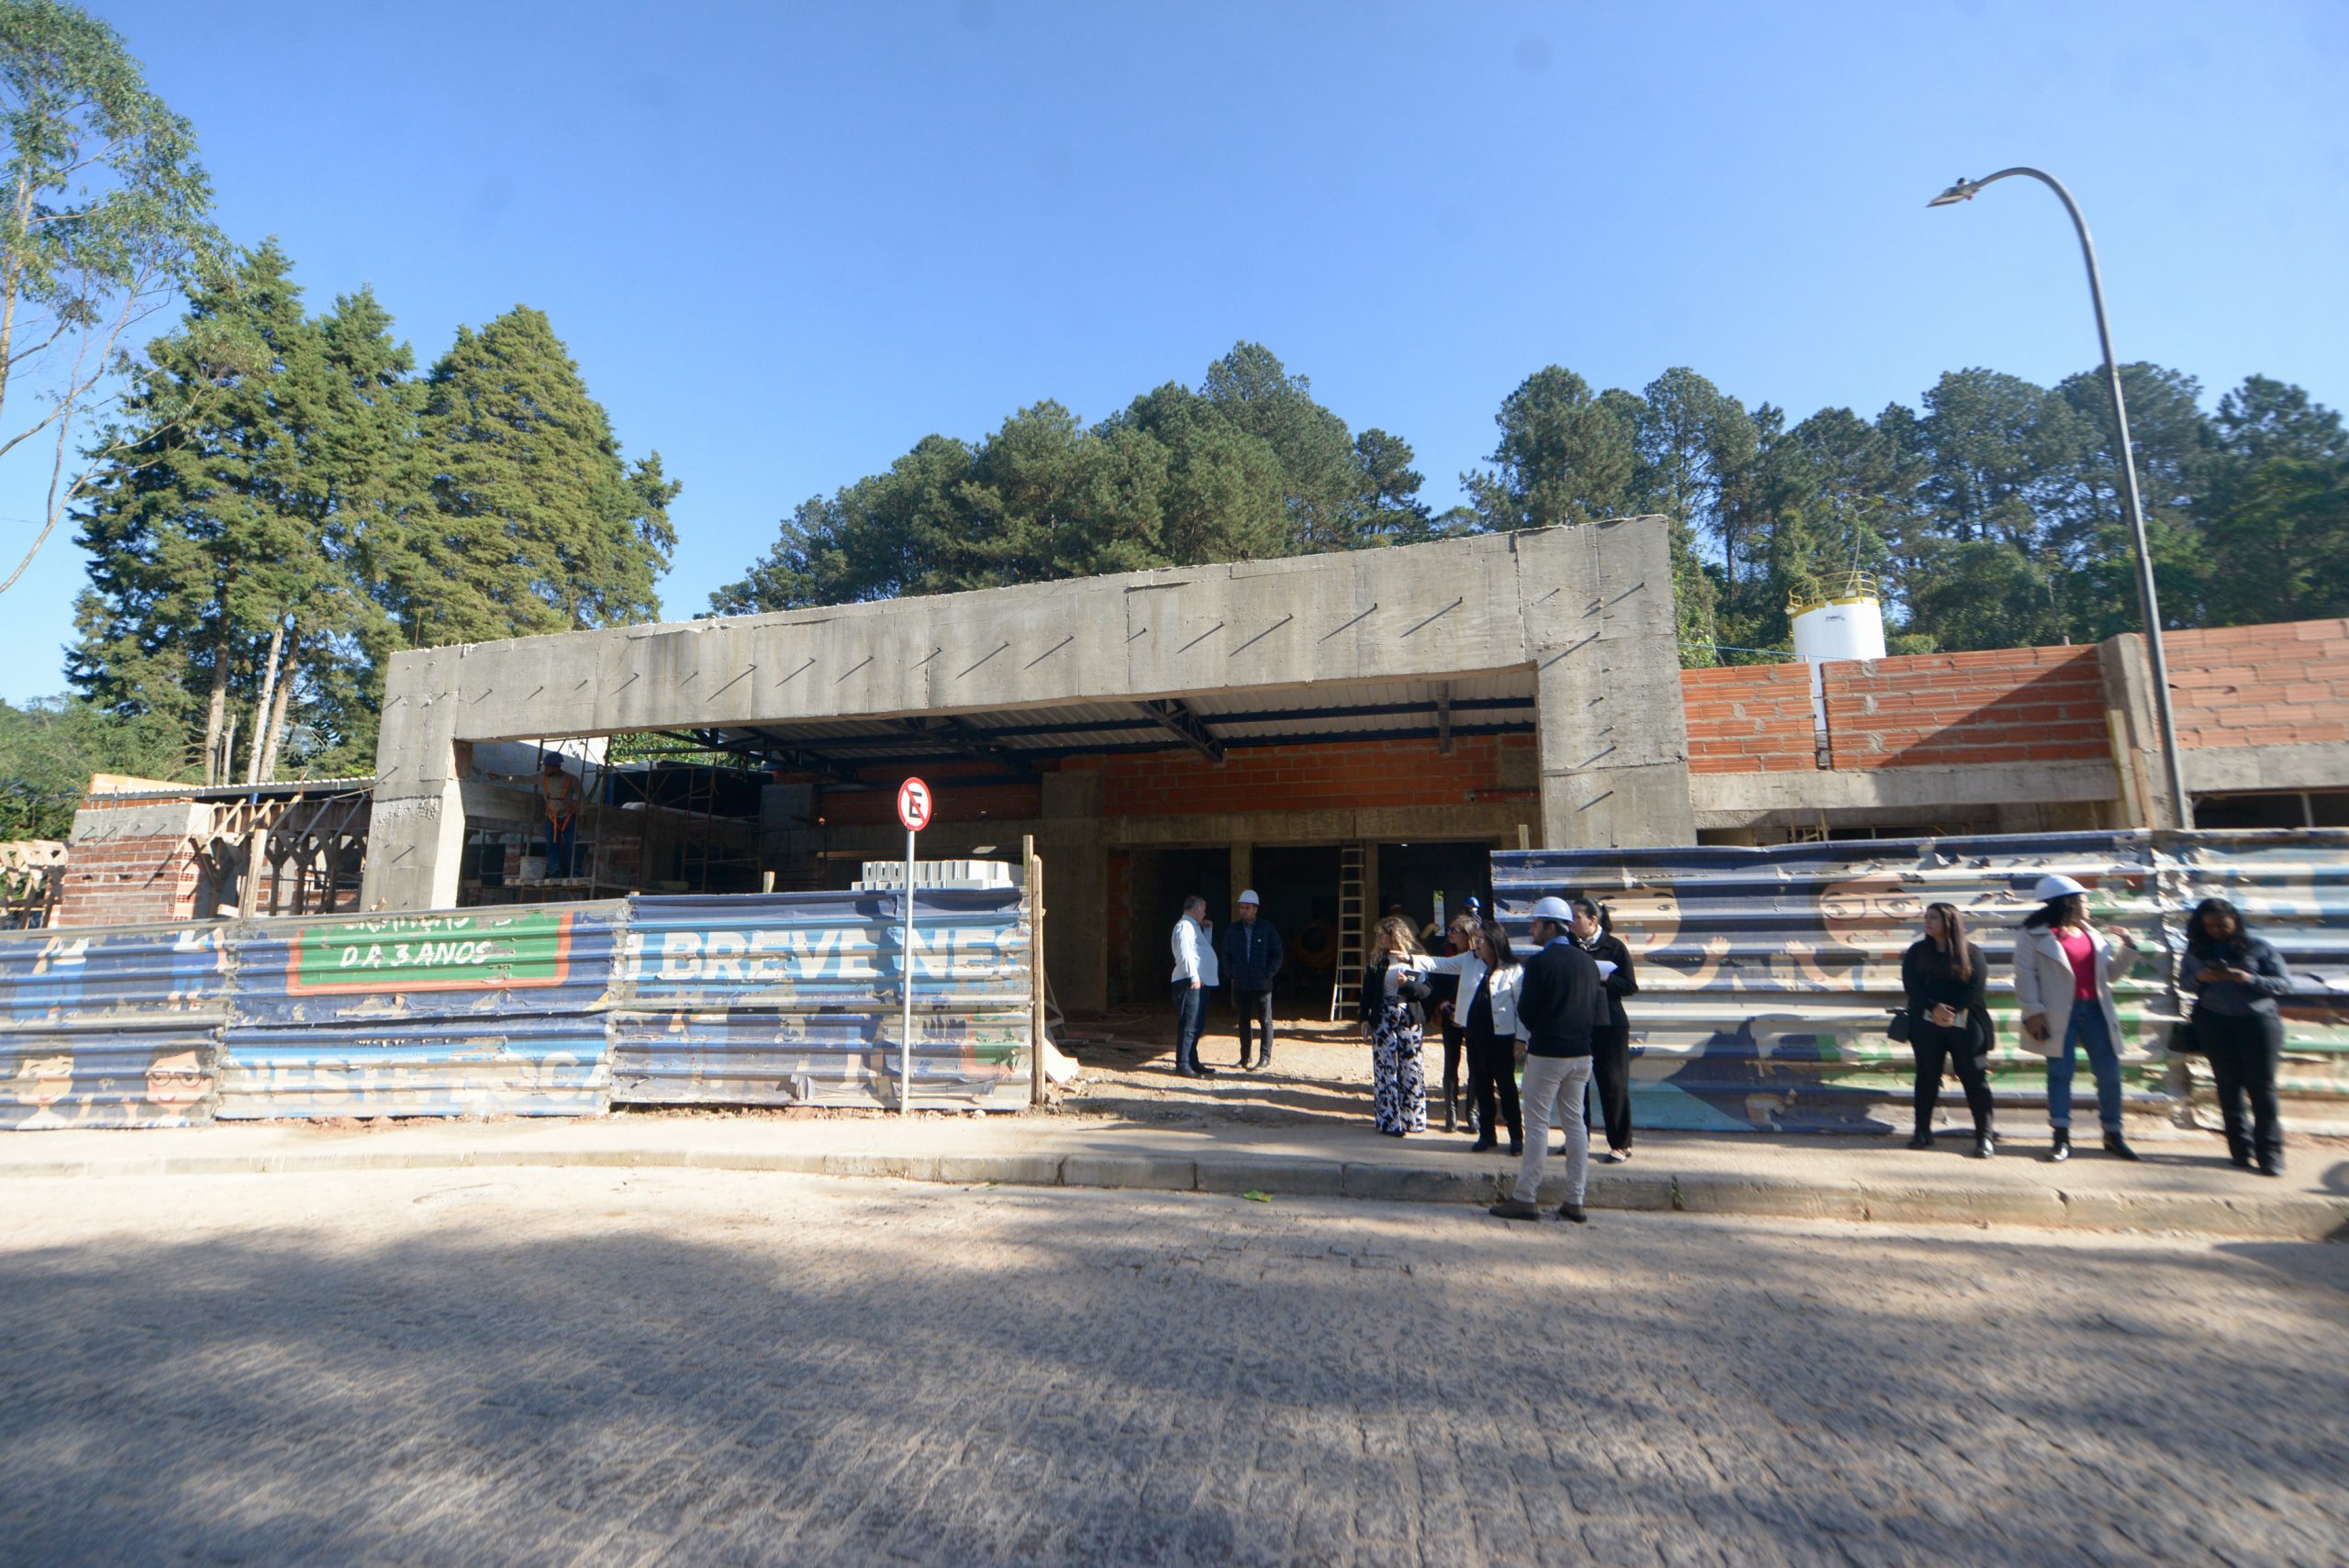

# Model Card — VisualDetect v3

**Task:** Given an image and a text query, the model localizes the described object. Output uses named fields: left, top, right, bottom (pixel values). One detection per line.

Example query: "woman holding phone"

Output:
left=1900, top=901, right=1996, bottom=1157
left=2179, top=896, right=2293, bottom=1175
left=2011, top=873, right=2141, bottom=1162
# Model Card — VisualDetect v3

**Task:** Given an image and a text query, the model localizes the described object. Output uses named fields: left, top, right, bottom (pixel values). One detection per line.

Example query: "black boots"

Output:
left=2103, top=1130, right=2139, bottom=1162
left=2048, top=1128, right=2072, bottom=1162
left=1442, top=1091, right=1459, bottom=1133
left=1907, top=1130, right=1934, bottom=1151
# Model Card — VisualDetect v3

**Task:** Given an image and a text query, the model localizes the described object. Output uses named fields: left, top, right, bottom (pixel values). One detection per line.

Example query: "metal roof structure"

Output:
left=663, top=672, right=1540, bottom=787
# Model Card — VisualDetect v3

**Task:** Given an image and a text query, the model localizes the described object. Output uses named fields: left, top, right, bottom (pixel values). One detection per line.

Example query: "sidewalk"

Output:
left=4, top=1104, right=2343, bottom=1240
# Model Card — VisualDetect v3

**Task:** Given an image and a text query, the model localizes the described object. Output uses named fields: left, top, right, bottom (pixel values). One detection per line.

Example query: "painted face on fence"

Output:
left=14, top=1053, right=72, bottom=1108
left=1818, top=873, right=1926, bottom=951
left=144, top=1049, right=206, bottom=1109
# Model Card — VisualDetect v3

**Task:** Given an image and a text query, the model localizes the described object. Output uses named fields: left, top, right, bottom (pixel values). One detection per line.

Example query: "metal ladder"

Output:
left=1328, top=843, right=1366, bottom=1021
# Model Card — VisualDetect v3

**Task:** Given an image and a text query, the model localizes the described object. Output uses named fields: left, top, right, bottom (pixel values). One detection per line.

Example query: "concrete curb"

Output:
left=0, top=1145, right=2342, bottom=1240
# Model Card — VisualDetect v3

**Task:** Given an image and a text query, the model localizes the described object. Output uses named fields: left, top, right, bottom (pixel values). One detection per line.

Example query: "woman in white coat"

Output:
left=1422, top=917, right=1527, bottom=1154
left=2011, top=873, right=2142, bottom=1162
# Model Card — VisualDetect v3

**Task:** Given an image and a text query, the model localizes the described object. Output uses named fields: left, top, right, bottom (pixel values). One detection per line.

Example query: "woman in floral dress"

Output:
left=1359, top=916, right=1433, bottom=1136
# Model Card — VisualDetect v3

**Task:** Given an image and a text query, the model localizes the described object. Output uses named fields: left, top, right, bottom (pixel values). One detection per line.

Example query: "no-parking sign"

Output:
left=896, top=776, right=933, bottom=832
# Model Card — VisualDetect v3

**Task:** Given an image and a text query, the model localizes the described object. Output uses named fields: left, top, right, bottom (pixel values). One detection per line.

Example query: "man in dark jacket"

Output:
left=1491, top=895, right=1606, bottom=1224
left=1221, top=890, right=1284, bottom=1070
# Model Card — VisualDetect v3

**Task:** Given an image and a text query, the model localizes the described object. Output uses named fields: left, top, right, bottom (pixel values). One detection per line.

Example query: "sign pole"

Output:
left=893, top=777, right=931, bottom=1117
left=900, top=822, right=915, bottom=1115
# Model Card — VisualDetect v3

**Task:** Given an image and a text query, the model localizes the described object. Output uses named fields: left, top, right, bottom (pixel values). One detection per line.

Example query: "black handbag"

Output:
left=1886, top=1009, right=1912, bottom=1044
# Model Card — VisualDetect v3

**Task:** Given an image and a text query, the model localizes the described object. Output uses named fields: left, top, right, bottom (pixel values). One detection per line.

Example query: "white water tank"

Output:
left=1789, top=573, right=1887, bottom=664
left=1788, top=574, right=1887, bottom=744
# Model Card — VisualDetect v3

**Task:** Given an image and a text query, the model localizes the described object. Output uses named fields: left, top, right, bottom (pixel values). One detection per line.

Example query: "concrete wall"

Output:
left=363, top=520, right=1696, bottom=911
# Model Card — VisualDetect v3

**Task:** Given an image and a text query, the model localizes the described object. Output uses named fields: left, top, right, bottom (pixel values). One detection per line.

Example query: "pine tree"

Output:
left=68, top=240, right=311, bottom=782
left=386, top=307, right=675, bottom=647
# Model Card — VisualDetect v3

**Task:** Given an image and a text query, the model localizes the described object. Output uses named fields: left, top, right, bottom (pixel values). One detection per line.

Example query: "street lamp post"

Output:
left=1929, top=169, right=2194, bottom=829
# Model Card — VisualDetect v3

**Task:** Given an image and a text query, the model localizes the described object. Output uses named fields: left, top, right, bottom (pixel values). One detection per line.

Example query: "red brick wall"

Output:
left=2165, top=619, right=2349, bottom=748
left=55, top=832, right=204, bottom=928
left=1679, top=664, right=1818, bottom=773
left=803, top=762, right=1043, bottom=829
left=1063, top=733, right=1535, bottom=817
left=1823, top=647, right=2108, bottom=769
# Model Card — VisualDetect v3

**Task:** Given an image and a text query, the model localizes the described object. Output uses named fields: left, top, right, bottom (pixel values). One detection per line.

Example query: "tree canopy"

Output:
left=67, top=250, right=672, bottom=782
left=713, top=342, right=1431, bottom=614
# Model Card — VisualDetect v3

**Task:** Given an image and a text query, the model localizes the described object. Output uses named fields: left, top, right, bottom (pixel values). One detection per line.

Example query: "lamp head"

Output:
left=1928, top=177, right=1981, bottom=207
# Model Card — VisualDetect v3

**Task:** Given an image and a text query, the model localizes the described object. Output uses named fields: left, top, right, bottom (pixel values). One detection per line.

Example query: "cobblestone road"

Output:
left=1, top=1168, right=2344, bottom=1567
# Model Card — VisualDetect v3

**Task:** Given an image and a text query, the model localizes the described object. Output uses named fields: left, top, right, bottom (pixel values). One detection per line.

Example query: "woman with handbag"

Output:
left=2011, top=873, right=2142, bottom=1162
left=1899, top=901, right=1997, bottom=1157
left=2179, top=896, right=2292, bottom=1176
left=1359, top=915, right=1433, bottom=1137
left=1419, top=917, right=1527, bottom=1155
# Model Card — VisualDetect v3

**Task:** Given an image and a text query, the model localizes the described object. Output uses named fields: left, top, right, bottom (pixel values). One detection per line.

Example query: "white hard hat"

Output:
left=1237, top=889, right=1259, bottom=905
left=2032, top=873, right=2090, bottom=902
left=1531, top=895, right=1574, bottom=922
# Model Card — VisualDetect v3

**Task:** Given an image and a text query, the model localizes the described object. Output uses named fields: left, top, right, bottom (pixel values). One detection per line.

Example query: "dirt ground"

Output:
left=1052, top=1003, right=1442, bottom=1130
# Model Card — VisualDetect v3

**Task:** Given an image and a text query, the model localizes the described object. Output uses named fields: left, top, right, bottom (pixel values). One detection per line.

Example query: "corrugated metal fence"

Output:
left=0, top=887, right=1034, bottom=1130
left=612, top=889, right=1033, bottom=1109
left=1492, top=829, right=2349, bottom=1135
left=0, top=924, right=228, bottom=1130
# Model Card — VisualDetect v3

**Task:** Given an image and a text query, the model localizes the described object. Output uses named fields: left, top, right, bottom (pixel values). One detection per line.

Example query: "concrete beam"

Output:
left=2179, top=741, right=2349, bottom=795
left=363, top=522, right=1693, bottom=908
left=1689, top=760, right=2119, bottom=828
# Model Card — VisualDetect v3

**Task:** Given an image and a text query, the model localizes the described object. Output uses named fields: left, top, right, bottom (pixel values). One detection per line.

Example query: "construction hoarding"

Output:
left=0, top=884, right=1039, bottom=1130
left=1492, top=829, right=2349, bottom=1134
left=611, top=889, right=1034, bottom=1109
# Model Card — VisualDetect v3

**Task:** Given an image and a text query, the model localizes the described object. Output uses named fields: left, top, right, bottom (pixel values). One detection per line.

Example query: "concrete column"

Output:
left=1038, top=771, right=1108, bottom=1015
left=2098, top=633, right=2183, bottom=829
left=1229, top=840, right=1252, bottom=909
left=359, top=648, right=469, bottom=911
left=1530, top=520, right=1698, bottom=850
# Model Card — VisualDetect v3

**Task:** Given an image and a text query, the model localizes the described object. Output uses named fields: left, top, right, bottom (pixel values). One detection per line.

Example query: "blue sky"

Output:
left=4, top=0, right=2343, bottom=703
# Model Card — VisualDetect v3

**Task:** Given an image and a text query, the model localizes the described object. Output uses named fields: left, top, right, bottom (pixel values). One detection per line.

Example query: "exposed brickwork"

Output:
left=1064, top=734, right=1535, bottom=817
left=1679, top=664, right=1818, bottom=773
left=1823, top=647, right=2109, bottom=769
left=55, top=830, right=203, bottom=928
left=2165, top=618, right=2349, bottom=748
left=803, top=762, right=1043, bottom=830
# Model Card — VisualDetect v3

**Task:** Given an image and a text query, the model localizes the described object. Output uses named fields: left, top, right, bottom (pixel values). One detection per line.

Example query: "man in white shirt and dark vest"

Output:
left=1169, top=895, right=1219, bottom=1078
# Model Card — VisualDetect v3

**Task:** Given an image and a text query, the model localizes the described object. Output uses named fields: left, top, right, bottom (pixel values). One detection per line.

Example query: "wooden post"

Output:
left=1026, top=835, right=1047, bottom=1107
left=1517, top=822, right=1531, bottom=852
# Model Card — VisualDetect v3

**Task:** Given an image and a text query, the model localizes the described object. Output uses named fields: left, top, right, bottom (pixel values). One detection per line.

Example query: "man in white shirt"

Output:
left=1169, top=895, right=1219, bottom=1077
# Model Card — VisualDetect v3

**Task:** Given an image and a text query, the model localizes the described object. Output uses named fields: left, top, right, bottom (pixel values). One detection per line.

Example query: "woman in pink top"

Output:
left=2011, top=873, right=2142, bottom=1162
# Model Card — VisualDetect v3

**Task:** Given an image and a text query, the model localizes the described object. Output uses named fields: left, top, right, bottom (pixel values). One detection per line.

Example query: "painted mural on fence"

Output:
left=611, top=890, right=1034, bottom=1109
left=0, top=922, right=226, bottom=1129
left=217, top=903, right=627, bottom=1120
left=1493, top=829, right=2349, bottom=1134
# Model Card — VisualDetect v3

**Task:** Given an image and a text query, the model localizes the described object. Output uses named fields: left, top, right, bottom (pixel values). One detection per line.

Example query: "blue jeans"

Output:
left=2047, top=1002, right=2123, bottom=1132
left=1171, top=983, right=1207, bottom=1072
left=542, top=816, right=577, bottom=878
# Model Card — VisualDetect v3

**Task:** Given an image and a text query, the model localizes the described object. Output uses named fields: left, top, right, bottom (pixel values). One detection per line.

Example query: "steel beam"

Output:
left=1139, top=697, right=1225, bottom=763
